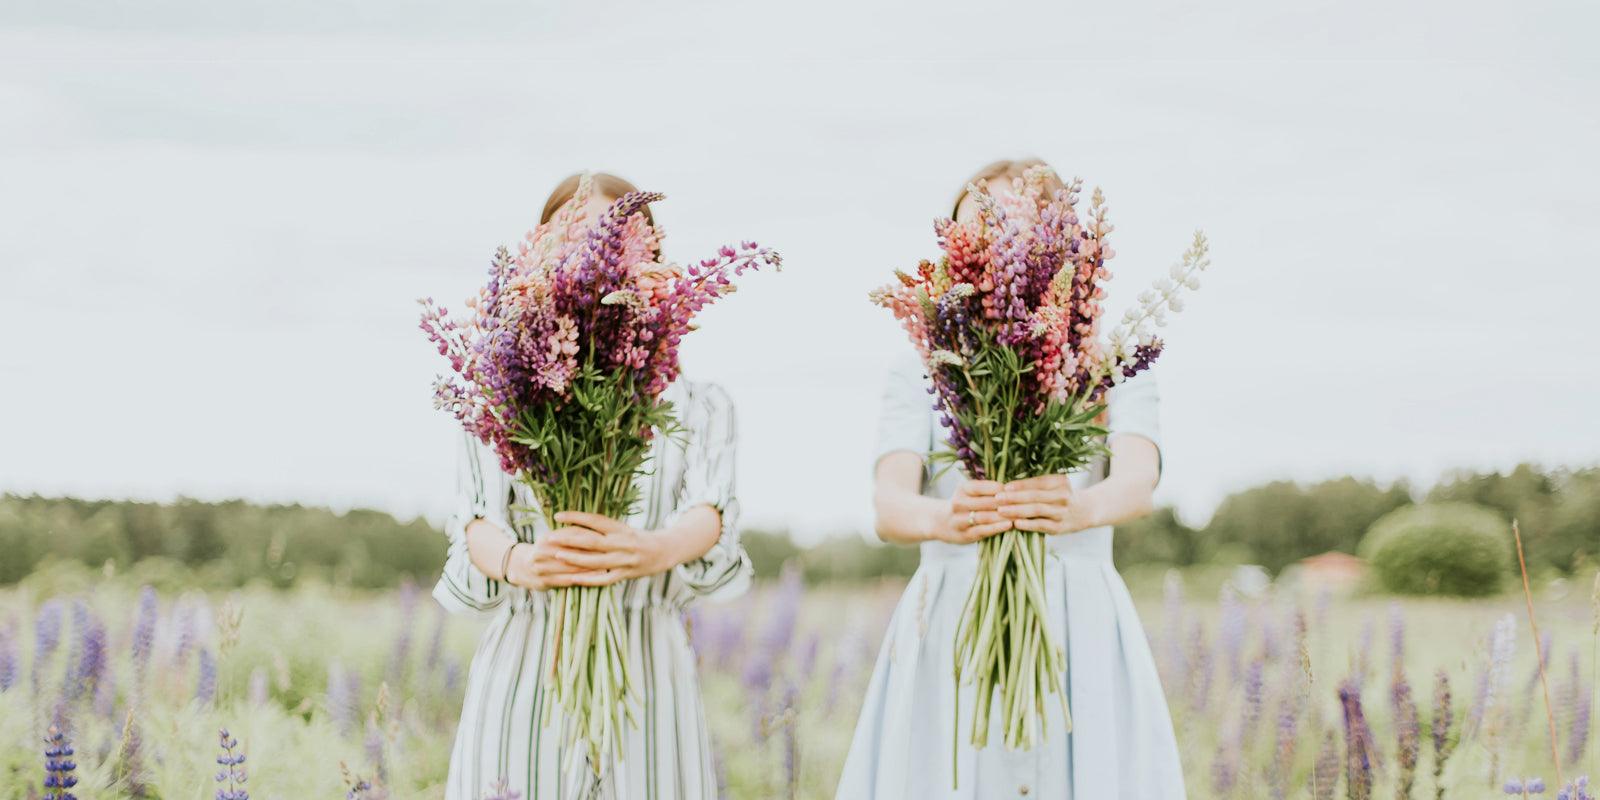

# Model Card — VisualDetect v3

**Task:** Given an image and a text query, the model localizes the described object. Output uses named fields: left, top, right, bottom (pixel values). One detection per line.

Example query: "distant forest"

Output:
left=3, top=463, right=1596, bottom=588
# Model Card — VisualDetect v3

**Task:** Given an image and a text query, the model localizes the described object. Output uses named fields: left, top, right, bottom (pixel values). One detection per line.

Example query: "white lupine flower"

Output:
left=1155, top=278, right=1174, bottom=293
left=1169, top=262, right=1187, bottom=279
left=1137, top=290, right=1156, bottom=305
left=1186, top=276, right=1201, bottom=290
left=946, top=283, right=976, bottom=299
left=1167, top=296, right=1184, bottom=312
left=928, top=349, right=965, bottom=367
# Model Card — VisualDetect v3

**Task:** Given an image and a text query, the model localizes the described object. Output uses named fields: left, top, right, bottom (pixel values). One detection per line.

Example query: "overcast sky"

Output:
left=2, top=0, right=1597, bottom=542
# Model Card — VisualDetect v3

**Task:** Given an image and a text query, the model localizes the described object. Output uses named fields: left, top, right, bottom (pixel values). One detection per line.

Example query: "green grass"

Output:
left=1, top=564, right=1595, bottom=799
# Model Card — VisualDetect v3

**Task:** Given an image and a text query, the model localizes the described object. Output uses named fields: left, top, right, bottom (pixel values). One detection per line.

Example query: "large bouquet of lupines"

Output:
left=871, top=166, right=1208, bottom=776
left=420, top=174, right=780, bottom=774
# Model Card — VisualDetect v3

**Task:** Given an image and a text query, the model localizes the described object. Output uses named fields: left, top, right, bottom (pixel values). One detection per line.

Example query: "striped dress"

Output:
left=433, top=380, right=751, bottom=800
left=835, top=354, right=1186, bottom=799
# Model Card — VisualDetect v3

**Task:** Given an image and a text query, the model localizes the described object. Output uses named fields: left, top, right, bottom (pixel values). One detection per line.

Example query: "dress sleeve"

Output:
left=432, top=431, right=514, bottom=616
left=875, top=353, right=935, bottom=468
left=1105, top=371, right=1163, bottom=481
left=671, top=383, right=753, bottom=601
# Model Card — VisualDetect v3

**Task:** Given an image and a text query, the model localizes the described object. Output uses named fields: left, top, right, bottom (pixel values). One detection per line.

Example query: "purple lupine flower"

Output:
left=1211, top=735, right=1239, bottom=797
left=195, top=648, right=217, bottom=704
left=1219, top=584, right=1245, bottom=684
left=387, top=580, right=418, bottom=687
left=1557, top=776, right=1594, bottom=800
left=1340, top=681, right=1377, bottom=800
left=1271, top=706, right=1298, bottom=800
left=1432, top=670, right=1458, bottom=796
left=1187, top=620, right=1215, bottom=713
left=0, top=622, right=17, bottom=692
left=743, top=566, right=802, bottom=737
left=424, top=604, right=446, bottom=675
left=365, top=718, right=388, bottom=783
left=1311, top=729, right=1340, bottom=800
left=780, top=679, right=800, bottom=798
left=1242, top=658, right=1265, bottom=742
left=327, top=660, right=360, bottom=734
left=130, top=586, right=157, bottom=675
left=93, top=670, right=117, bottom=720
left=443, top=660, right=461, bottom=695
left=1161, top=572, right=1187, bottom=681
left=1393, top=673, right=1422, bottom=798
left=171, top=599, right=199, bottom=670
left=1388, top=602, right=1405, bottom=681
left=1506, top=777, right=1548, bottom=795
left=1353, top=618, right=1375, bottom=689
left=33, top=600, right=65, bottom=689
left=43, top=725, right=79, bottom=800
left=214, top=728, right=248, bottom=800
left=66, top=602, right=106, bottom=703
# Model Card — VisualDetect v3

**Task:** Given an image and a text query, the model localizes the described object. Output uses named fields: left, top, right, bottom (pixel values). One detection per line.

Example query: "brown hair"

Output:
left=951, top=158, right=1066, bottom=219
left=539, top=172, right=655, bottom=225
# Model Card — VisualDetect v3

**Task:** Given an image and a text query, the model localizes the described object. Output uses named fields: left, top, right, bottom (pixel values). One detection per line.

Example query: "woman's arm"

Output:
left=995, top=434, right=1160, bottom=533
left=874, top=451, right=1013, bottom=545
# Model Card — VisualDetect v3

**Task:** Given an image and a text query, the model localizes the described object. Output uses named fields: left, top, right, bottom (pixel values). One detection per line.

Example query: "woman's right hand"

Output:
left=503, top=536, right=622, bottom=591
left=929, top=480, right=1013, bottom=544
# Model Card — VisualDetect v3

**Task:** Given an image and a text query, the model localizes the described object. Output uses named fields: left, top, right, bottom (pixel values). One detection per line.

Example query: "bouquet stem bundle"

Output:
left=871, top=166, right=1207, bottom=784
left=421, top=175, right=778, bottom=774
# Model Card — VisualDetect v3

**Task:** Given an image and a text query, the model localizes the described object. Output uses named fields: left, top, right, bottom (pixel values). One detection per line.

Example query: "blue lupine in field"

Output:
left=1186, top=620, right=1215, bottom=712
left=1392, top=672, right=1421, bottom=799
left=1242, top=658, right=1265, bottom=742
left=1505, top=776, right=1547, bottom=795
left=1388, top=602, right=1405, bottom=680
left=196, top=648, right=217, bottom=704
left=327, top=660, right=361, bottom=735
left=781, top=678, right=800, bottom=798
left=42, top=725, right=78, bottom=800
left=1269, top=705, right=1298, bottom=800
left=387, top=580, right=418, bottom=686
left=1310, top=729, right=1339, bottom=800
left=1339, top=680, right=1378, bottom=800
left=131, top=586, right=158, bottom=675
left=33, top=600, right=65, bottom=689
left=0, top=622, right=17, bottom=692
left=1557, top=775, right=1595, bottom=800
left=1218, top=583, right=1245, bottom=684
left=1432, top=669, right=1458, bottom=800
left=743, top=566, right=802, bottom=736
left=1564, top=650, right=1591, bottom=766
left=67, top=602, right=107, bottom=704
left=215, top=728, right=249, bottom=800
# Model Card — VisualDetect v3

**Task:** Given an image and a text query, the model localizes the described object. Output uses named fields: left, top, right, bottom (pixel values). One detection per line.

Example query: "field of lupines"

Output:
left=2, top=561, right=1597, bottom=799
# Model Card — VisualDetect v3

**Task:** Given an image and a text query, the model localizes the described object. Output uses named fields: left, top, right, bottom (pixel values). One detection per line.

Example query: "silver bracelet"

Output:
left=499, top=539, right=520, bottom=582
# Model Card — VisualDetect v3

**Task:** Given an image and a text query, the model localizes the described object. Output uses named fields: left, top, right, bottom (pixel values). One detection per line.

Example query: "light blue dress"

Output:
left=835, top=355, right=1186, bottom=800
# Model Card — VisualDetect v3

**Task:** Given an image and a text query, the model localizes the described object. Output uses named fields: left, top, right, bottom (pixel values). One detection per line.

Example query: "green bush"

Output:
left=1360, top=502, right=1513, bottom=596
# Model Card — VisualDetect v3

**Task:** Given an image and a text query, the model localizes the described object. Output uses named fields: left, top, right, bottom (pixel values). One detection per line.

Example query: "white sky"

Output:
left=2, top=1, right=1597, bottom=542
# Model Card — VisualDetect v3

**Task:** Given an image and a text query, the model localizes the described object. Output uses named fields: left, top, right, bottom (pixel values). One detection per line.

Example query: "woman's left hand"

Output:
left=545, top=511, right=671, bottom=585
left=994, top=475, right=1101, bottom=535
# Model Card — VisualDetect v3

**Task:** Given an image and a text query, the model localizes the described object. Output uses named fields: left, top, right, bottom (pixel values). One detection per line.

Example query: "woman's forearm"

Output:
left=873, top=452, right=944, bottom=545
left=645, top=504, right=723, bottom=572
left=465, top=517, right=517, bottom=581
left=1076, top=435, right=1160, bottom=528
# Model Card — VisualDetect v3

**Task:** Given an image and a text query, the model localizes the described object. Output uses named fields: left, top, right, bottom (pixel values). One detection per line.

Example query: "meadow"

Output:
left=1, top=560, right=1595, bottom=799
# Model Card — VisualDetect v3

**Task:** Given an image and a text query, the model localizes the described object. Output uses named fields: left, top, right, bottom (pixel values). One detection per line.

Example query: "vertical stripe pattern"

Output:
left=433, top=380, right=751, bottom=800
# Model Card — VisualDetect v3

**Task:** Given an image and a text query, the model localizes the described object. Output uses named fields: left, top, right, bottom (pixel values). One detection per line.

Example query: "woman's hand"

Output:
left=515, top=511, right=671, bottom=588
left=995, top=474, right=1101, bottom=535
left=930, top=480, right=1014, bottom=544
left=992, top=473, right=1107, bottom=537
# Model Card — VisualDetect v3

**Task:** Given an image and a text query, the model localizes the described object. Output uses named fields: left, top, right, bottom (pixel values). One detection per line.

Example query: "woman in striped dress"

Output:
left=836, top=159, right=1186, bottom=799
left=433, top=173, right=752, bottom=800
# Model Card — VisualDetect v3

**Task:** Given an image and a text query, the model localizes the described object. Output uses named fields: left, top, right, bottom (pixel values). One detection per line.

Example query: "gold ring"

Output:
left=968, top=511, right=978, bottom=527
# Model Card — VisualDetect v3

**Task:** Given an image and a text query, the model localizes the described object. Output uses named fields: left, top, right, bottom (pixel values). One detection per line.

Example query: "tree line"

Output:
left=2, top=462, right=1595, bottom=588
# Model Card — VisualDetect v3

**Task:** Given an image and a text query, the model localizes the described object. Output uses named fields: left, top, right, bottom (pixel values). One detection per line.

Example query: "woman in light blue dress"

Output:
left=836, top=159, right=1186, bottom=799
